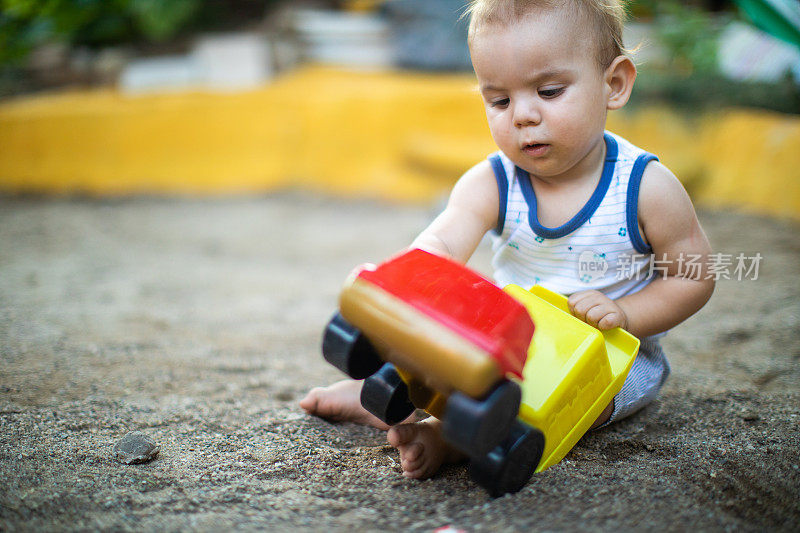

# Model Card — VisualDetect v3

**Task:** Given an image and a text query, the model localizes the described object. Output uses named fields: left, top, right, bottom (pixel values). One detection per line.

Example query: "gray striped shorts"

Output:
left=605, top=336, right=670, bottom=425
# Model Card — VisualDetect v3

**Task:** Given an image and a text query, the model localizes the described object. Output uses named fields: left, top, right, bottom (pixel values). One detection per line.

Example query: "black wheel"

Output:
left=360, top=363, right=416, bottom=426
left=440, top=380, right=521, bottom=457
left=322, top=312, right=383, bottom=379
left=469, top=420, right=545, bottom=497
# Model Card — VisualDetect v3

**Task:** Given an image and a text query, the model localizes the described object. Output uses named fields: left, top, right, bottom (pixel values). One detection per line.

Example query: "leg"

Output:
left=589, top=399, right=614, bottom=430
left=593, top=337, right=669, bottom=429
left=299, top=379, right=420, bottom=430
left=386, top=418, right=466, bottom=479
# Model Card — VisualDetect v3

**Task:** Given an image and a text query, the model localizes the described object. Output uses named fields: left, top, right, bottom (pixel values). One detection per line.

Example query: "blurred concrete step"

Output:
left=290, top=8, right=392, bottom=69
left=120, top=33, right=274, bottom=94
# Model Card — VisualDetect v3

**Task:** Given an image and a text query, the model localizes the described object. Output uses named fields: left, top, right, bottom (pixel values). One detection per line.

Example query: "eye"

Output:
left=490, top=98, right=510, bottom=108
left=538, top=87, right=564, bottom=99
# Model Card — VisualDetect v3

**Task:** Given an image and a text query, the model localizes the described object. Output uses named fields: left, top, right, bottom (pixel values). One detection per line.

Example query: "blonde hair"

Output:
left=465, top=0, right=629, bottom=68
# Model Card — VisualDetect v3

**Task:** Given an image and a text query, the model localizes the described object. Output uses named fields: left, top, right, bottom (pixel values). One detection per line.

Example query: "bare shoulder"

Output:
left=638, top=162, right=695, bottom=231
left=451, top=159, right=498, bottom=201
left=447, top=158, right=500, bottom=224
left=638, top=160, right=708, bottom=252
left=639, top=161, right=690, bottom=208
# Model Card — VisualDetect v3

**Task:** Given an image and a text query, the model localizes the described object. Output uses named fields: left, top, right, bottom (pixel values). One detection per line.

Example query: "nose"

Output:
left=513, top=97, right=541, bottom=128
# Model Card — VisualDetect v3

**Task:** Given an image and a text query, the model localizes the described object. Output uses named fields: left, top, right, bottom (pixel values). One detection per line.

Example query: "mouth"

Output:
left=522, top=142, right=549, bottom=156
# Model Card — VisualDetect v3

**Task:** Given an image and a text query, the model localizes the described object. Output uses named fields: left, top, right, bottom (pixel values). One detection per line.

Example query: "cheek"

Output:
left=548, top=100, right=597, bottom=139
left=487, top=115, right=511, bottom=141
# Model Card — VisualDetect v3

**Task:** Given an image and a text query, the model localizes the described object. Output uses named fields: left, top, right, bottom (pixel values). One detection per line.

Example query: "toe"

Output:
left=387, top=423, right=416, bottom=447
left=402, top=459, right=431, bottom=479
left=401, top=441, right=423, bottom=463
left=298, top=388, right=320, bottom=412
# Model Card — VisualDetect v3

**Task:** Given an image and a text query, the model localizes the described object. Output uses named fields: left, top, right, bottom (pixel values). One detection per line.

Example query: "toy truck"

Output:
left=322, top=249, right=639, bottom=496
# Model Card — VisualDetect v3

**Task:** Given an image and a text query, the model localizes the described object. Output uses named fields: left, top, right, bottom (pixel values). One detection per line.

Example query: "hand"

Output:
left=568, top=290, right=628, bottom=331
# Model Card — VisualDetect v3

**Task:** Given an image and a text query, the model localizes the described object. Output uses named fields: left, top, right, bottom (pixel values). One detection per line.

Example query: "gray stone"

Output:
left=114, top=431, right=160, bottom=465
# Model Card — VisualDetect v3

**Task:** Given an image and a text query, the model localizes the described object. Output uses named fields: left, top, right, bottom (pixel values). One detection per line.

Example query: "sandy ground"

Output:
left=0, top=193, right=798, bottom=532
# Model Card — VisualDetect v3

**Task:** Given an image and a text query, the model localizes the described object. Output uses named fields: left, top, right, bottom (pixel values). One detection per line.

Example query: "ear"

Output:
left=605, top=55, right=637, bottom=111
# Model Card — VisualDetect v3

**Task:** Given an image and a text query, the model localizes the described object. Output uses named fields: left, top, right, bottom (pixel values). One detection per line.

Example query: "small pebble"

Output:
left=114, top=431, right=160, bottom=465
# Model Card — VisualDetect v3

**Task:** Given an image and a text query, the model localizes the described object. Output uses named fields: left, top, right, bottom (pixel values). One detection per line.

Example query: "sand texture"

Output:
left=0, top=195, right=798, bottom=531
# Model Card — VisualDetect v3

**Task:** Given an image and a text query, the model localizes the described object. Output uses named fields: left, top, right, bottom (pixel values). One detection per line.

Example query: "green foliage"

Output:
left=652, top=2, right=725, bottom=75
left=624, top=0, right=800, bottom=114
left=0, top=0, right=200, bottom=66
left=128, top=0, right=199, bottom=42
left=627, top=0, right=658, bottom=18
left=630, top=69, right=800, bottom=115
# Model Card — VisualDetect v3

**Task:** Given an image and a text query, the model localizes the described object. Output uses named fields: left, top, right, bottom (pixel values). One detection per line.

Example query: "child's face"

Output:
left=471, top=10, right=613, bottom=180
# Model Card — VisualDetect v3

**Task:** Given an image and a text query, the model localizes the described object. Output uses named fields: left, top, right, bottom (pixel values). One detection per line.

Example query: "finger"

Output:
left=568, top=290, right=598, bottom=311
left=585, top=304, right=612, bottom=326
left=597, top=312, right=624, bottom=330
left=574, top=299, right=605, bottom=323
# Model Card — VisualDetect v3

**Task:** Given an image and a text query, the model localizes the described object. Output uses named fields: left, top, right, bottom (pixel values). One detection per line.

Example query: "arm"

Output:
left=411, top=159, right=500, bottom=264
left=569, top=161, right=714, bottom=338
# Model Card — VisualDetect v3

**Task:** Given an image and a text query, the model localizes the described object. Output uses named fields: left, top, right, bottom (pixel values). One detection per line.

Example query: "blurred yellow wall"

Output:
left=0, top=66, right=798, bottom=219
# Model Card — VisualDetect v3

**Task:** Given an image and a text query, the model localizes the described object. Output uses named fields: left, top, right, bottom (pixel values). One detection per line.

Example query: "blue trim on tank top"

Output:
left=516, top=133, right=619, bottom=240
left=626, top=152, right=658, bottom=254
left=488, top=154, right=508, bottom=235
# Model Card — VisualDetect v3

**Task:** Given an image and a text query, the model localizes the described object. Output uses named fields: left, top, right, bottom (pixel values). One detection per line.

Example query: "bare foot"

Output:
left=299, top=379, right=400, bottom=430
left=386, top=418, right=465, bottom=479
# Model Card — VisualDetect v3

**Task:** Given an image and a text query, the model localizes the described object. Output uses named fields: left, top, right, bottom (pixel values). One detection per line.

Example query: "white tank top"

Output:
left=489, top=131, right=657, bottom=300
